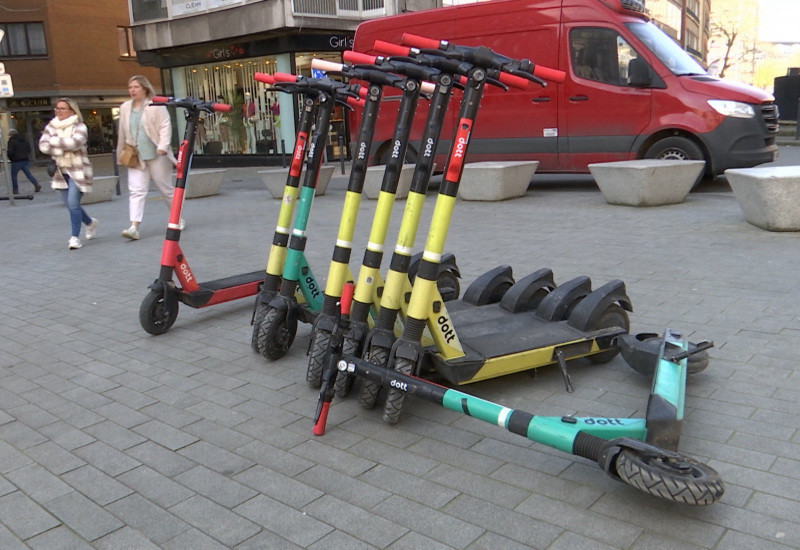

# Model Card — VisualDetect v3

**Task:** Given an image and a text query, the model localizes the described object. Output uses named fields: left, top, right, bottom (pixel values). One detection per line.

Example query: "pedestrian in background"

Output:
left=7, top=128, right=41, bottom=194
left=116, top=75, right=180, bottom=241
left=38, top=98, right=98, bottom=250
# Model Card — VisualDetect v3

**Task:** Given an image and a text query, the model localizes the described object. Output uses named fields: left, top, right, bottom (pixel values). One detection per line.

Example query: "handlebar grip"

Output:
left=345, top=97, right=365, bottom=109
left=533, top=64, right=567, bottom=83
left=151, top=95, right=169, bottom=103
left=372, top=40, right=412, bottom=57
left=420, top=81, right=437, bottom=94
left=272, top=72, right=299, bottom=83
left=355, top=86, right=368, bottom=99
left=497, top=71, right=530, bottom=90
left=343, top=50, right=379, bottom=65
left=254, top=72, right=275, bottom=84
left=311, top=58, right=344, bottom=73
left=340, top=283, right=355, bottom=315
left=212, top=103, right=233, bottom=113
left=401, top=33, right=443, bottom=50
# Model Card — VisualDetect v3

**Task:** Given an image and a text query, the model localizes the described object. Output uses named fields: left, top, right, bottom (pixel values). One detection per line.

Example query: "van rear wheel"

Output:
left=645, top=136, right=703, bottom=162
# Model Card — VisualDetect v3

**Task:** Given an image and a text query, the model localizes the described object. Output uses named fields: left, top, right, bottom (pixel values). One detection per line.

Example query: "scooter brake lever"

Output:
left=664, top=340, right=714, bottom=362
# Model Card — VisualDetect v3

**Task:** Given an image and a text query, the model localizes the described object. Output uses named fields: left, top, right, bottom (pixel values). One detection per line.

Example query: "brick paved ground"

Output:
left=0, top=149, right=798, bottom=548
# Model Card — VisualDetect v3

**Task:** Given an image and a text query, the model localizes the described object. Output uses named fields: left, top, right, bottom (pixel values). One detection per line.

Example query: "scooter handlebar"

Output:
left=401, top=33, right=442, bottom=50
left=253, top=72, right=275, bottom=84
left=372, top=40, right=411, bottom=58
left=152, top=95, right=169, bottom=104
left=532, top=64, right=566, bottom=84
left=495, top=71, right=530, bottom=90
left=151, top=96, right=232, bottom=112
left=343, top=50, right=379, bottom=65
left=272, top=72, right=300, bottom=83
left=311, top=58, right=345, bottom=73
left=420, top=81, right=437, bottom=94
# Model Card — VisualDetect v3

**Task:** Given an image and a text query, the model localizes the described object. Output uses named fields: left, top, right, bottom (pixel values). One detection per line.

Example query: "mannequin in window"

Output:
left=216, top=95, right=230, bottom=154
left=242, top=92, right=257, bottom=154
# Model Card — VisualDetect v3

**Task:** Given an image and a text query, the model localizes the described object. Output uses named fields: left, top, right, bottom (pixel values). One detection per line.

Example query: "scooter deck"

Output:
left=178, top=270, right=264, bottom=307
left=428, top=303, right=623, bottom=385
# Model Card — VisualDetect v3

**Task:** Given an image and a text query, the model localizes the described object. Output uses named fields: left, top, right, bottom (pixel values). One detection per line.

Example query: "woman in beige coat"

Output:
left=116, top=75, right=181, bottom=240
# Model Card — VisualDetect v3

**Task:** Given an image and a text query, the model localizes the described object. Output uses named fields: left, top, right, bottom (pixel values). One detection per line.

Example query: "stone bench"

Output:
left=82, top=176, right=118, bottom=204
left=261, top=165, right=334, bottom=198
left=588, top=159, right=705, bottom=206
left=458, top=161, right=539, bottom=201
left=364, top=164, right=415, bottom=200
left=184, top=169, right=226, bottom=199
left=725, top=166, right=800, bottom=231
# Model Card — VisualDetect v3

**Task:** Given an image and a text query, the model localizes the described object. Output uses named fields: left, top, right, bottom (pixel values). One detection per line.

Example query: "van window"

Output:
left=626, top=22, right=706, bottom=76
left=570, top=27, right=644, bottom=87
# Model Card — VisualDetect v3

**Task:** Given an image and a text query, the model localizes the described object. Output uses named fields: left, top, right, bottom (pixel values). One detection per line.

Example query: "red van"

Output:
left=350, top=0, right=779, bottom=177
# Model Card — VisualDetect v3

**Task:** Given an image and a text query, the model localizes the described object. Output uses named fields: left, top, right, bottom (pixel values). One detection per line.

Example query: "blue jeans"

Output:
left=10, top=160, right=39, bottom=193
left=60, top=174, right=92, bottom=237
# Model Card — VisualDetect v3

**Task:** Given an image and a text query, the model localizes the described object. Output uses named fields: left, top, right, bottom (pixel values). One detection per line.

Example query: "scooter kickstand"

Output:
left=555, top=349, right=574, bottom=393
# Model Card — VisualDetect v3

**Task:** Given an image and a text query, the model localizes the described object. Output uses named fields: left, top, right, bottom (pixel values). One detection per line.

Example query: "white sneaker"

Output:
left=68, top=237, right=82, bottom=250
left=121, top=226, right=140, bottom=240
left=178, top=218, right=186, bottom=231
left=85, top=218, right=99, bottom=240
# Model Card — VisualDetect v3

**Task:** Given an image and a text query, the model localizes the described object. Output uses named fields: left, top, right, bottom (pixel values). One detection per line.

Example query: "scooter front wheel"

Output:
left=306, top=329, right=330, bottom=388
left=257, top=307, right=297, bottom=361
left=359, top=345, right=389, bottom=409
left=382, top=357, right=415, bottom=425
left=333, top=336, right=361, bottom=398
left=615, top=449, right=724, bottom=505
left=139, top=291, right=178, bottom=335
left=251, top=301, right=270, bottom=352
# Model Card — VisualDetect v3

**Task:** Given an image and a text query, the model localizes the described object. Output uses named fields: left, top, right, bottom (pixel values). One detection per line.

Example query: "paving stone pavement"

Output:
left=1, top=150, right=799, bottom=549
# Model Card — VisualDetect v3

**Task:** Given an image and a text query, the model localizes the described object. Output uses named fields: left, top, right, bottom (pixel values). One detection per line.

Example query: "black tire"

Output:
left=306, top=329, right=330, bottom=388
left=382, top=356, right=415, bottom=425
left=615, top=449, right=724, bottom=505
left=251, top=301, right=270, bottom=351
left=436, top=270, right=461, bottom=302
left=333, top=336, right=360, bottom=397
left=645, top=136, right=706, bottom=183
left=256, top=307, right=297, bottom=361
left=632, top=334, right=710, bottom=375
left=587, top=304, right=630, bottom=364
left=139, top=291, right=178, bottom=335
left=359, top=345, right=389, bottom=409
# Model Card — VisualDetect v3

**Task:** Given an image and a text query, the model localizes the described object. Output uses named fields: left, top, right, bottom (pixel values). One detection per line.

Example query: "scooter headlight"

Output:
left=707, top=100, right=755, bottom=118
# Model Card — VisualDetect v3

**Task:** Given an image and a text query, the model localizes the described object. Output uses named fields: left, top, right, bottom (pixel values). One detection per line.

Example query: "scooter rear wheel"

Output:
left=382, top=357, right=415, bottom=425
left=359, top=345, right=389, bottom=409
left=587, top=304, right=629, bottom=364
left=257, top=307, right=297, bottom=361
left=139, top=290, right=178, bottom=335
left=306, top=329, right=330, bottom=388
left=436, top=270, right=461, bottom=302
left=615, top=449, right=724, bottom=505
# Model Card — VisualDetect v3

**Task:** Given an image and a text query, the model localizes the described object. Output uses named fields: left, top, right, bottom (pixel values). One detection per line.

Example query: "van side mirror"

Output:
left=628, top=58, right=652, bottom=87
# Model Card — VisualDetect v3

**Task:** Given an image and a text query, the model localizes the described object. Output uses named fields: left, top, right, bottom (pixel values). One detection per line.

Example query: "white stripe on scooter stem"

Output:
left=367, top=241, right=384, bottom=252
left=497, top=407, right=512, bottom=428
left=293, top=229, right=306, bottom=237
left=168, top=223, right=180, bottom=229
left=277, top=226, right=289, bottom=233
left=423, top=251, right=441, bottom=262
left=336, top=239, right=352, bottom=248
left=395, top=244, right=413, bottom=255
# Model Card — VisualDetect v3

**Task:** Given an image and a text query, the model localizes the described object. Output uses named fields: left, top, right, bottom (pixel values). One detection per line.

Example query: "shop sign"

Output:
left=7, top=97, right=51, bottom=109
left=171, top=0, right=206, bottom=16
left=328, top=35, right=354, bottom=50
left=205, top=44, right=247, bottom=61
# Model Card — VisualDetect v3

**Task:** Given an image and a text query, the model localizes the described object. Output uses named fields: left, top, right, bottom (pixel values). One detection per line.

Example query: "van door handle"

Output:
left=531, top=97, right=551, bottom=103
left=569, top=95, right=589, bottom=102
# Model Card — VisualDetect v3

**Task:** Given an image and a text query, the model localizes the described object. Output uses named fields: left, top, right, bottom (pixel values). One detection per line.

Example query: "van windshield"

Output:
left=626, top=22, right=707, bottom=76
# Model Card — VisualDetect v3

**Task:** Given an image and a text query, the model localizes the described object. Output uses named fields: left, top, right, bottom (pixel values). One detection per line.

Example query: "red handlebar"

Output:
left=272, top=72, right=300, bottom=83
left=254, top=72, right=275, bottom=84
left=533, top=64, right=566, bottom=83
left=372, top=40, right=411, bottom=57
left=345, top=97, right=365, bottom=109
left=496, top=71, right=529, bottom=90
left=212, top=102, right=233, bottom=113
left=401, top=33, right=442, bottom=50
left=152, top=95, right=169, bottom=103
left=342, top=50, right=378, bottom=65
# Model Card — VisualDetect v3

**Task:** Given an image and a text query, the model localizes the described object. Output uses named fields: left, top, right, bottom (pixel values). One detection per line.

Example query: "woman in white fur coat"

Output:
left=38, top=97, right=98, bottom=250
left=116, top=75, right=180, bottom=241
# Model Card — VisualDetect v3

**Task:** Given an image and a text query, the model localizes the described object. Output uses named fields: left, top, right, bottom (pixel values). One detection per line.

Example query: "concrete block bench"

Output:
left=588, top=159, right=704, bottom=206
left=458, top=161, right=538, bottom=201
left=364, top=164, right=415, bottom=200
left=184, top=169, right=226, bottom=199
left=725, top=166, right=800, bottom=231
left=261, top=165, right=334, bottom=199
left=82, top=176, right=117, bottom=204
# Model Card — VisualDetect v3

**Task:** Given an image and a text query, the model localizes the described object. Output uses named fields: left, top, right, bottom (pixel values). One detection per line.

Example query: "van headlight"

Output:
left=708, top=100, right=755, bottom=118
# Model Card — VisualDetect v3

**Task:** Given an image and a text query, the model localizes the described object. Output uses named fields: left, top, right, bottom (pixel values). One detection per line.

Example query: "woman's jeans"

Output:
left=60, top=175, right=92, bottom=237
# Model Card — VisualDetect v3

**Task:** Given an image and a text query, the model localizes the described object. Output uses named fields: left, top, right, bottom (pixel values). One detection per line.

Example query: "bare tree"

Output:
left=709, top=23, right=760, bottom=79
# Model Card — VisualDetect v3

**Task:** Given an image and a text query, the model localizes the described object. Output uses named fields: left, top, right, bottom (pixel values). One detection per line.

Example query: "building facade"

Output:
left=129, top=0, right=437, bottom=161
left=0, top=0, right=161, bottom=161
left=705, top=0, right=761, bottom=84
left=644, top=0, right=711, bottom=63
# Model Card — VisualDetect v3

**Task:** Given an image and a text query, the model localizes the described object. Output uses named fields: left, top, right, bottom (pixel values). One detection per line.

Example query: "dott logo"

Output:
left=357, top=141, right=367, bottom=160
left=390, top=379, right=408, bottom=391
left=391, top=139, right=402, bottom=159
left=583, top=418, right=626, bottom=426
left=179, top=262, right=193, bottom=283
left=305, top=276, right=320, bottom=299
left=453, top=136, right=468, bottom=159
left=423, top=137, right=435, bottom=157
left=437, top=315, right=456, bottom=343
